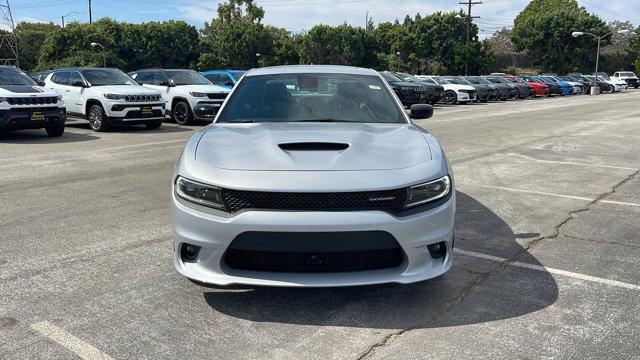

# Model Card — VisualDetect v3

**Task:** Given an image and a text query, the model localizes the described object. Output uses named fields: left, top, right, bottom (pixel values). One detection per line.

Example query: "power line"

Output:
left=0, top=0, right=19, bottom=67
left=459, top=0, right=481, bottom=75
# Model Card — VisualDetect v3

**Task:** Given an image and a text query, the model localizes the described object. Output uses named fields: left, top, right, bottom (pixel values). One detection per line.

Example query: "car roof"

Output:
left=245, top=65, right=379, bottom=77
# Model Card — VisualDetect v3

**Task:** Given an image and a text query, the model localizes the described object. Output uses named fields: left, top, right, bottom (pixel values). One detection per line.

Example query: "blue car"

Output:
left=540, top=76, right=574, bottom=95
left=201, top=70, right=246, bottom=89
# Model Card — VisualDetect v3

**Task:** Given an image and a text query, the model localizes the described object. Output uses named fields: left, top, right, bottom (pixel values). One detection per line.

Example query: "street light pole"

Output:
left=61, top=11, right=79, bottom=28
left=90, top=42, right=106, bottom=67
left=572, top=29, right=630, bottom=95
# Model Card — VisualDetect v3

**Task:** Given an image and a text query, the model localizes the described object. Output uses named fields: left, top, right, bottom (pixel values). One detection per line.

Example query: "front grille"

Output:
left=223, top=231, right=405, bottom=273
left=6, top=97, right=58, bottom=105
left=123, top=94, right=161, bottom=102
left=207, top=93, right=228, bottom=100
left=225, top=248, right=404, bottom=272
left=222, top=188, right=407, bottom=214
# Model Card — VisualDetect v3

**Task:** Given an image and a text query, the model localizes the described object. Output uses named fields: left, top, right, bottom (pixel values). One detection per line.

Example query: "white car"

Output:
left=416, top=75, right=477, bottom=104
left=171, top=65, right=454, bottom=287
left=0, top=66, right=66, bottom=137
left=585, top=75, right=625, bottom=92
left=129, top=69, right=230, bottom=125
left=45, top=67, right=165, bottom=131
left=612, top=71, right=639, bottom=89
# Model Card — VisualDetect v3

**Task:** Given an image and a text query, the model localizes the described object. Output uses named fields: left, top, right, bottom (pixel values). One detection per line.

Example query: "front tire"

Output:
left=443, top=91, right=457, bottom=105
left=88, top=104, right=109, bottom=132
left=45, top=124, right=65, bottom=137
left=173, top=101, right=193, bottom=125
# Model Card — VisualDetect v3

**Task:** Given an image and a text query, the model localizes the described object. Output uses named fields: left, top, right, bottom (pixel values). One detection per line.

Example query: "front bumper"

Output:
left=0, top=106, right=66, bottom=130
left=106, top=102, right=165, bottom=122
left=456, top=90, right=477, bottom=102
left=171, top=191, right=455, bottom=287
left=193, top=101, right=223, bottom=121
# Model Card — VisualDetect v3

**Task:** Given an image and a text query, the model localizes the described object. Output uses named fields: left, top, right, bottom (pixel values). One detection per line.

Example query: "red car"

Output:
left=494, top=74, right=540, bottom=98
left=516, top=75, right=550, bottom=97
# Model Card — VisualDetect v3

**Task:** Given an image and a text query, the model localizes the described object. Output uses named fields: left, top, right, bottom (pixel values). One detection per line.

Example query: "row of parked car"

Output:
left=0, top=64, right=637, bottom=138
left=379, top=71, right=639, bottom=106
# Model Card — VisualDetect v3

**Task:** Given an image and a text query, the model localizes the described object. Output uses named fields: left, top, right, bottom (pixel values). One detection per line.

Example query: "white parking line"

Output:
left=504, top=153, right=638, bottom=171
left=455, top=249, right=640, bottom=291
left=31, top=321, right=114, bottom=360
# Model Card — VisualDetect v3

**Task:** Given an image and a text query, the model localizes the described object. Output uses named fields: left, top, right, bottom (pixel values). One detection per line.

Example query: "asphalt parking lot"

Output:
left=1, top=91, right=640, bottom=359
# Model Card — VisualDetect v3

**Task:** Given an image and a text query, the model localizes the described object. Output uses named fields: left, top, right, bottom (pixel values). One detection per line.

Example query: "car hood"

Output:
left=195, top=122, right=432, bottom=171
left=92, top=85, right=160, bottom=95
left=443, top=84, right=475, bottom=91
left=0, top=85, right=59, bottom=96
left=176, top=84, right=229, bottom=93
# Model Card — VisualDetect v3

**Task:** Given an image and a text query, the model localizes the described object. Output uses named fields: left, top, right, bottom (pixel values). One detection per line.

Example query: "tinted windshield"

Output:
left=217, top=73, right=406, bottom=124
left=619, top=72, right=636, bottom=77
left=0, top=67, right=38, bottom=86
left=166, top=70, right=212, bottom=85
left=417, top=76, right=437, bottom=84
left=230, top=71, right=246, bottom=80
left=396, top=73, right=423, bottom=83
left=484, top=77, right=503, bottom=84
left=381, top=72, right=402, bottom=82
left=431, top=77, right=450, bottom=85
left=81, top=69, right=135, bottom=86
left=465, top=76, right=490, bottom=85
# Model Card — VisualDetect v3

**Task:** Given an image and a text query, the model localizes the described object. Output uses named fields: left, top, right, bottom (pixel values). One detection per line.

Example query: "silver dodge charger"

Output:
left=171, top=65, right=455, bottom=287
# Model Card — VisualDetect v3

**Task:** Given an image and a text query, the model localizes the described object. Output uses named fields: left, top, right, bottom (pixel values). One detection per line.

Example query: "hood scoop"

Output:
left=278, top=142, right=349, bottom=151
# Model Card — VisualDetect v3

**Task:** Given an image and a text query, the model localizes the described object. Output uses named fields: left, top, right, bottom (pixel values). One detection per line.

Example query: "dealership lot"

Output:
left=1, top=91, right=639, bottom=359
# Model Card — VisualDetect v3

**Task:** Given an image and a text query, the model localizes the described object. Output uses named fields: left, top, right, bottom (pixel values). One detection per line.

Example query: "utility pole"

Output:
left=89, top=0, right=92, bottom=24
left=0, top=0, right=19, bottom=67
left=459, top=0, right=481, bottom=75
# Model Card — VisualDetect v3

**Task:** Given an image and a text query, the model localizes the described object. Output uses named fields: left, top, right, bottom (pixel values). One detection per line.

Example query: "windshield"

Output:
left=430, top=77, right=451, bottom=85
left=230, top=70, right=246, bottom=80
left=484, top=77, right=504, bottom=84
left=217, top=73, right=406, bottom=124
left=396, top=73, right=421, bottom=82
left=465, top=76, right=490, bottom=85
left=166, top=70, right=212, bottom=85
left=0, top=67, right=38, bottom=86
left=81, top=68, right=135, bottom=86
left=443, top=77, right=463, bottom=85
left=381, top=72, right=402, bottom=82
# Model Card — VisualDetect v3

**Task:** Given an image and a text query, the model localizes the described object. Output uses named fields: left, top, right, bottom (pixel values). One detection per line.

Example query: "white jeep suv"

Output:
left=128, top=69, right=230, bottom=125
left=612, top=71, right=639, bottom=89
left=44, top=67, right=165, bottom=132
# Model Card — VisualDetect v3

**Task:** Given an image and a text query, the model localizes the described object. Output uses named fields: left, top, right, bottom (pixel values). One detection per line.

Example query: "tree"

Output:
left=15, top=22, right=60, bottom=72
left=298, top=24, right=378, bottom=68
left=511, top=0, right=608, bottom=73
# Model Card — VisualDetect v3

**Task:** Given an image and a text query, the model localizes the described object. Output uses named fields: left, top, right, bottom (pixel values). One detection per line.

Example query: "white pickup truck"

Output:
left=612, top=71, right=639, bottom=89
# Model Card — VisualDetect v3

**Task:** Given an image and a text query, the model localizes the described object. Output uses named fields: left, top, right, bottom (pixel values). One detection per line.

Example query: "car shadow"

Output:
left=0, top=129, right=99, bottom=144
left=66, top=121, right=194, bottom=134
left=202, top=191, right=558, bottom=329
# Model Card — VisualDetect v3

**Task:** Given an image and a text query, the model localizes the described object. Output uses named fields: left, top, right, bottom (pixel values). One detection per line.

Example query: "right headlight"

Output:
left=175, top=176, right=226, bottom=210
left=404, top=175, right=451, bottom=209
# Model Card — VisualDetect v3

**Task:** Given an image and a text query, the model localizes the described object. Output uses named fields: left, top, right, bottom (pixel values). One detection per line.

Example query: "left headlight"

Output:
left=103, top=93, right=124, bottom=100
left=404, top=175, right=451, bottom=209
left=175, top=176, right=226, bottom=211
left=190, top=92, right=208, bottom=97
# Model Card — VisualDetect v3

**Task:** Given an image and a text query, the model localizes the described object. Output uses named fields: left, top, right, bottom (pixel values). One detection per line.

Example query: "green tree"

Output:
left=511, top=0, right=608, bottom=73
left=298, top=24, right=378, bottom=68
left=15, top=22, right=60, bottom=72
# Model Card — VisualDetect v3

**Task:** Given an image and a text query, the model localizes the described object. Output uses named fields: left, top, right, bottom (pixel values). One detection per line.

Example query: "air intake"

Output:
left=278, top=142, right=349, bottom=151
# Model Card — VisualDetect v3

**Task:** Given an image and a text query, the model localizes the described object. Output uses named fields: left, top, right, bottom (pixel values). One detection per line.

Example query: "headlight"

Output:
left=55, top=95, right=62, bottom=101
left=175, top=176, right=226, bottom=210
left=103, top=93, right=124, bottom=100
left=190, top=92, right=207, bottom=97
left=0, top=97, right=6, bottom=103
left=404, top=175, right=451, bottom=209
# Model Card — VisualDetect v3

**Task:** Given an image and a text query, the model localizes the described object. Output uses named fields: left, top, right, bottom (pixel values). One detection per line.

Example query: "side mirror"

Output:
left=409, top=104, right=433, bottom=120
left=37, top=81, right=46, bottom=86
left=224, top=81, right=234, bottom=86
left=71, top=80, right=86, bottom=87
left=158, top=81, right=170, bottom=86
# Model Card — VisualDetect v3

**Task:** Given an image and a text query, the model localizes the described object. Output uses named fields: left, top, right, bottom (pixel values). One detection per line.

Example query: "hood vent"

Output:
left=278, top=142, right=349, bottom=151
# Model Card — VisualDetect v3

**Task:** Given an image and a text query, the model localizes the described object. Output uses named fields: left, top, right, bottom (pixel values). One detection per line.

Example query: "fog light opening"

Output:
left=427, top=241, right=447, bottom=259
left=180, top=243, right=201, bottom=263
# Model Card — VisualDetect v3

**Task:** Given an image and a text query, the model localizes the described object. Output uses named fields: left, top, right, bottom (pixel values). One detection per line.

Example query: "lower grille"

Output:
left=207, top=93, right=228, bottom=99
left=225, top=248, right=404, bottom=272
left=222, top=188, right=407, bottom=214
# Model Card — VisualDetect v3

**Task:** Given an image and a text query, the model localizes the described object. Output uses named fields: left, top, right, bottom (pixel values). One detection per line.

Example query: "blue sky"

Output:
left=9, top=0, right=640, bottom=37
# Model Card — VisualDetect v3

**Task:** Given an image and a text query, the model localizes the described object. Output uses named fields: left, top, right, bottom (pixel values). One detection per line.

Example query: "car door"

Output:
left=66, top=71, right=86, bottom=115
left=47, top=71, right=73, bottom=110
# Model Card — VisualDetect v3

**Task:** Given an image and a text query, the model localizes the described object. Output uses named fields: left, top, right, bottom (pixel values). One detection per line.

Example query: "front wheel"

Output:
left=88, top=104, right=109, bottom=132
left=173, top=101, right=193, bottom=125
left=145, top=120, right=162, bottom=129
left=442, top=91, right=457, bottom=105
left=45, top=124, right=65, bottom=137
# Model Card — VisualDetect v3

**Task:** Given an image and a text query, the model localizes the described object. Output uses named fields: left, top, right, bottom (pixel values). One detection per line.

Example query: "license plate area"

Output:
left=140, top=106, right=153, bottom=117
left=30, top=111, right=46, bottom=121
